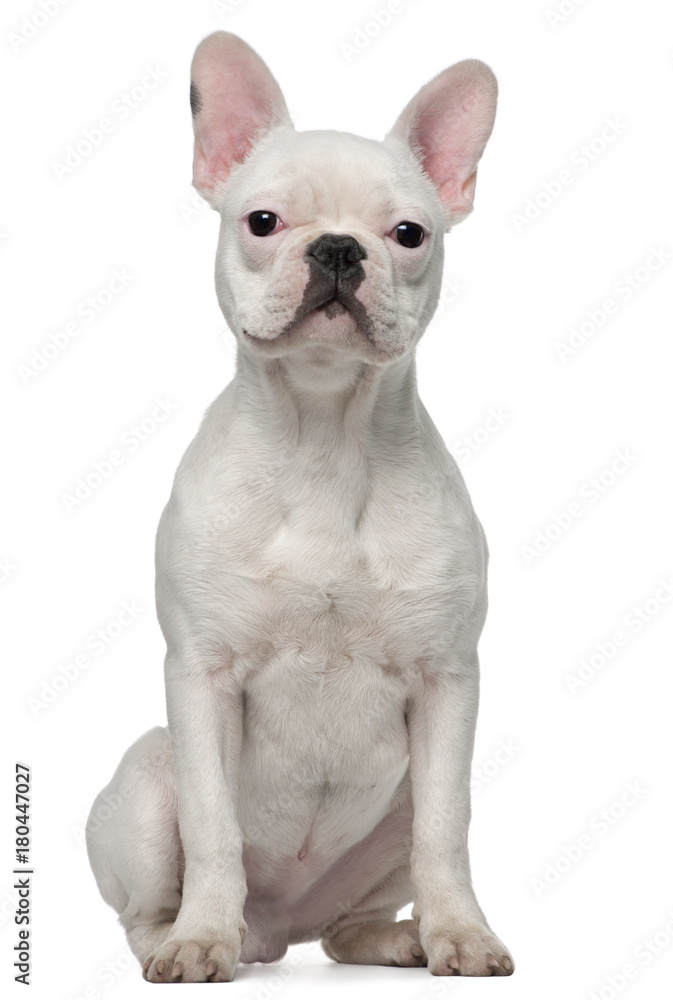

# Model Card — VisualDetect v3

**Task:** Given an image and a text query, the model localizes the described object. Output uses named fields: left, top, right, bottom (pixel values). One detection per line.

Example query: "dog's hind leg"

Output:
left=86, top=726, right=183, bottom=972
left=320, top=860, right=426, bottom=968
left=322, top=914, right=426, bottom=967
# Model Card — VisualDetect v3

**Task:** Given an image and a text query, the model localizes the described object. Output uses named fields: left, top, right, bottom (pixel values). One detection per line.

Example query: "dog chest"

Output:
left=234, top=592, right=414, bottom=867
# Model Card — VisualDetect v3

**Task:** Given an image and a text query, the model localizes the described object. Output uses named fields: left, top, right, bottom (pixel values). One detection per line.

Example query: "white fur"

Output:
left=86, top=31, right=513, bottom=982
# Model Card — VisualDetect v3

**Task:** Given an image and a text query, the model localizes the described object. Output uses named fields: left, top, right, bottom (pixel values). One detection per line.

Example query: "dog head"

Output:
left=190, top=32, right=497, bottom=370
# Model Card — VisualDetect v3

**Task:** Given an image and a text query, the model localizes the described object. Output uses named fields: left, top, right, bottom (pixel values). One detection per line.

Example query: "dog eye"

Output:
left=392, top=222, right=425, bottom=248
left=247, top=211, right=283, bottom=237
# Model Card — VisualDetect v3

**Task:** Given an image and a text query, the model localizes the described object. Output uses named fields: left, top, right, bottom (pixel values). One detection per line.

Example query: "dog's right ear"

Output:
left=387, top=60, right=497, bottom=229
left=190, top=32, right=292, bottom=205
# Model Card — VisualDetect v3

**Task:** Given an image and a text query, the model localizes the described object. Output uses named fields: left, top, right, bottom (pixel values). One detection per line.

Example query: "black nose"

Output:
left=305, top=233, right=367, bottom=277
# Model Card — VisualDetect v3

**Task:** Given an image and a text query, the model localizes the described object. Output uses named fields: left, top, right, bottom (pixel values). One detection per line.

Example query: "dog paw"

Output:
left=143, top=937, right=239, bottom=983
left=422, top=925, right=514, bottom=977
left=322, top=917, right=427, bottom=967
left=387, top=920, right=427, bottom=968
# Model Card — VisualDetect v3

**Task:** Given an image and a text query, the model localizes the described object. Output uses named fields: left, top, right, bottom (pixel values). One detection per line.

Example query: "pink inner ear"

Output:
left=191, top=32, right=291, bottom=198
left=422, top=148, right=476, bottom=219
left=391, top=61, right=497, bottom=224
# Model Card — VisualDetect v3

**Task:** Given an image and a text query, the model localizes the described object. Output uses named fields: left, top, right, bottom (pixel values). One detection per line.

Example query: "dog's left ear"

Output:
left=190, top=32, right=292, bottom=205
left=388, top=60, right=497, bottom=228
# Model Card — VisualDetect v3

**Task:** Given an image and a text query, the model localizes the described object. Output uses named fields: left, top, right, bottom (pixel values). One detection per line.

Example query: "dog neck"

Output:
left=234, top=345, right=422, bottom=458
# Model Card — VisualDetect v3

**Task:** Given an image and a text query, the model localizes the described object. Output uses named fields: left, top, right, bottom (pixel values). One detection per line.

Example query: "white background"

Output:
left=3, top=0, right=672, bottom=998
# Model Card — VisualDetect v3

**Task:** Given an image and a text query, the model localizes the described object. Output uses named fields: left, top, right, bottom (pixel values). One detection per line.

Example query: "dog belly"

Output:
left=240, top=776, right=413, bottom=962
left=236, top=649, right=410, bottom=903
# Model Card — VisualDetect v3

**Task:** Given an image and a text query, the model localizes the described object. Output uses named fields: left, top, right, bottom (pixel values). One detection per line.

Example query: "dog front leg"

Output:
left=407, top=660, right=514, bottom=977
left=144, top=654, right=247, bottom=984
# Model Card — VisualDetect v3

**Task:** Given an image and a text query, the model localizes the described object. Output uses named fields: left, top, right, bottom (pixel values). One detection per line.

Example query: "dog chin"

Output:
left=293, top=301, right=363, bottom=342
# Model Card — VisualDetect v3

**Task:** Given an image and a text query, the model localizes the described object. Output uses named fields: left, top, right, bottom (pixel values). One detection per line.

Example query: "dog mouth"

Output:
left=315, top=298, right=349, bottom=319
left=243, top=293, right=372, bottom=344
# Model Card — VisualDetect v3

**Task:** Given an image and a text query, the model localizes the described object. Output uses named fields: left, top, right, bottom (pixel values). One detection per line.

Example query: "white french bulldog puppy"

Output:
left=86, top=31, right=514, bottom=983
